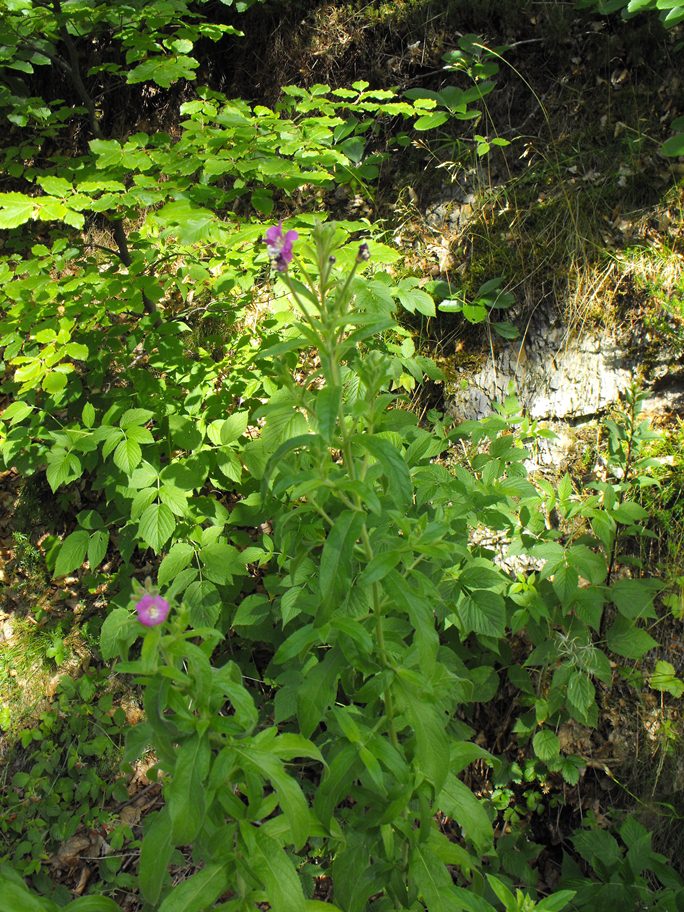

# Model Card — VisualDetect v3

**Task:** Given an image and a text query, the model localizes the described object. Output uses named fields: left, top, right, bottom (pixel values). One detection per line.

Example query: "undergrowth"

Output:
left=0, top=1, right=682, bottom=911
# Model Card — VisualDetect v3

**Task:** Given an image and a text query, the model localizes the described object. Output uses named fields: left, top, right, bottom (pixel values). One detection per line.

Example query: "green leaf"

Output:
left=414, top=111, right=449, bottom=131
left=185, top=580, right=221, bottom=627
left=567, top=672, right=595, bottom=717
left=168, top=735, right=210, bottom=845
left=1, top=401, right=33, bottom=425
left=37, top=176, right=72, bottom=197
left=220, top=411, right=249, bottom=444
left=410, top=843, right=456, bottom=912
left=316, top=385, right=340, bottom=442
left=459, top=590, right=506, bottom=639
left=239, top=748, right=312, bottom=850
left=552, top=562, right=579, bottom=607
left=43, top=371, right=67, bottom=394
left=559, top=757, right=582, bottom=786
left=81, top=402, right=96, bottom=428
left=649, top=660, right=684, bottom=697
left=158, top=863, right=230, bottom=912
left=0, top=192, right=34, bottom=228
left=87, top=530, right=109, bottom=569
left=661, top=132, right=684, bottom=156
left=320, top=511, right=363, bottom=608
left=314, top=743, right=362, bottom=825
left=0, top=879, right=58, bottom=911
left=612, top=500, right=649, bottom=523
left=568, top=545, right=606, bottom=584
left=250, top=828, right=307, bottom=912
left=297, top=648, right=346, bottom=738
left=358, top=435, right=411, bottom=508
left=139, top=503, right=176, bottom=553
left=492, top=321, right=519, bottom=339
left=64, top=897, right=122, bottom=911
left=200, top=541, right=242, bottom=585
left=65, top=342, right=89, bottom=360
left=100, top=608, right=138, bottom=661
left=159, top=542, right=196, bottom=587
left=113, top=437, right=143, bottom=474
left=399, top=678, right=449, bottom=792
left=536, top=891, right=577, bottom=912
left=120, top=408, right=155, bottom=429
left=46, top=450, right=82, bottom=491
left=395, top=285, right=436, bottom=317
left=611, top=578, right=662, bottom=619
left=606, top=615, right=657, bottom=659
left=486, top=875, right=516, bottom=910
left=462, top=302, right=488, bottom=323
left=533, top=729, right=560, bottom=762
left=55, top=529, right=89, bottom=577
left=438, top=773, right=492, bottom=851
left=159, top=484, right=189, bottom=517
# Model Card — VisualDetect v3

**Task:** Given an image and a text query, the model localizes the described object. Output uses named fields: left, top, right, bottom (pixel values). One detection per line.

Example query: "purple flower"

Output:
left=356, top=242, right=370, bottom=262
left=135, top=594, right=170, bottom=627
left=264, top=221, right=298, bottom=272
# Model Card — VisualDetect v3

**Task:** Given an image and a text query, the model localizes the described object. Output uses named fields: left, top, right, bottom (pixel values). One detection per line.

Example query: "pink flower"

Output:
left=135, top=594, right=170, bottom=627
left=264, top=221, right=298, bottom=272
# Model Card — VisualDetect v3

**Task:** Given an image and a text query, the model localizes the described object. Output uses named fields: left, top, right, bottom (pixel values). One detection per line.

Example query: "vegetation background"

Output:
left=0, top=1, right=683, bottom=911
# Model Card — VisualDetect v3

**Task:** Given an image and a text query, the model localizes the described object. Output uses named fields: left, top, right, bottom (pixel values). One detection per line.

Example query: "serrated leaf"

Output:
left=533, top=729, right=560, bottom=761
left=46, top=450, right=82, bottom=492
left=221, top=411, right=249, bottom=444
left=611, top=578, right=663, bottom=619
left=552, top=562, right=579, bottom=607
left=159, top=542, right=196, bottom=587
left=55, top=530, right=89, bottom=577
left=87, top=530, right=109, bottom=570
left=2, top=401, right=33, bottom=425
left=113, top=437, right=142, bottom=474
left=138, top=503, right=175, bottom=553
left=399, top=680, right=449, bottom=792
left=0, top=192, right=34, bottom=228
left=201, top=541, right=242, bottom=585
left=459, top=590, right=506, bottom=638
left=567, top=671, right=595, bottom=716
left=606, top=615, right=657, bottom=659
left=185, top=580, right=221, bottom=627
left=159, top=484, right=188, bottom=517
left=358, top=435, right=411, bottom=508
left=120, top=408, right=154, bottom=428
left=81, top=402, right=96, bottom=428
left=612, top=500, right=649, bottom=523
left=568, top=544, right=606, bottom=584
left=100, top=607, right=138, bottom=661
